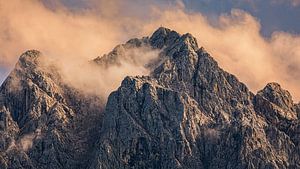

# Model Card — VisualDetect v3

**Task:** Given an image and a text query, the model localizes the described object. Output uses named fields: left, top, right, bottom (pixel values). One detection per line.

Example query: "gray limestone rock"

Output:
left=90, top=76, right=211, bottom=169
left=0, top=50, right=104, bottom=169
left=90, top=27, right=300, bottom=169
left=1, top=27, right=300, bottom=169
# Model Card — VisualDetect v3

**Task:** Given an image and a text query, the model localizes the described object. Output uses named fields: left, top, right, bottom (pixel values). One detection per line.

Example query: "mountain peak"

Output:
left=258, top=82, right=294, bottom=110
left=19, top=50, right=41, bottom=60
left=177, top=32, right=199, bottom=51
left=1, top=27, right=300, bottom=169
left=150, top=27, right=199, bottom=55
left=150, top=27, right=180, bottom=49
left=264, top=82, right=282, bottom=90
left=18, top=50, right=42, bottom=68
left=152, top=26, right=172, bottom=37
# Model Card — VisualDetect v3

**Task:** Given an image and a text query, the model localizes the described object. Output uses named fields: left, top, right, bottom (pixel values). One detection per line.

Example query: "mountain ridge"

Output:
left=0, top=27, right=299, bottom=169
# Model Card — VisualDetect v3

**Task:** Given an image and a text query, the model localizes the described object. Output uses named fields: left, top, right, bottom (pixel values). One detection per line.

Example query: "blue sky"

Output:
left=0, top=68, right=7, bottom=84
left=53, top=0, right=300, bottom=36
left=182, top=0, right=300, bottom=36
left=1, top=0, right=300, bottom=89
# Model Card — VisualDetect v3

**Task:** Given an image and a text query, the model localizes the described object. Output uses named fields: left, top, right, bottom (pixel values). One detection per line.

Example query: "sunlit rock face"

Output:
left=1, top=27, right=300, bottom=169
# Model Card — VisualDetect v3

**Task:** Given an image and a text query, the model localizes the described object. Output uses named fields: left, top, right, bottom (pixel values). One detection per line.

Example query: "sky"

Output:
left=0, top=0, right=300, bottom=101
left=183, top=0, right=300, bottom=36
left=51, top=0, right=300, bottom=36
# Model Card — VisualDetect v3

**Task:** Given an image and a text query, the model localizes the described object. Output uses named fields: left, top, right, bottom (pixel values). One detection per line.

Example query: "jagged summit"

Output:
left=254, top=82, right=298, bottom=121
left=1, top=27, right=300, bottom=169
left=20, top=49, right=41, bottom=58
left=150, top=27, right=199, bottom=52
left=90, top=28, right=300, bottom=168
left=258, top=82, right=294, bottom=110
left=93, top=27, right=200, bottom=69
left=17, top=50, right=42, bottom=68
left=149, top=27, right=180, bottom=49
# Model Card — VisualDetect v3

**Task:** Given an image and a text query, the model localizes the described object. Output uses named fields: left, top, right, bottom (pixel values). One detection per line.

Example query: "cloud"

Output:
left=19, top=133, right=36, bottom=151
left=19, top=129, right=41, bottom=151
left=291, top=0, right=300, bottom=6
left=0, top=0, right=138, bottom=67
left=271, top=0, right=300, bottom=6
left=40, top=45, right=161, bottom=98
left=6, top=129, right=41, bottom=152
left=139, top=7, right=300, bottom=101
left=0, top=0, right=162, bottom=98
left=0, top=0, right=299, bottom=101
left=203, top=128, right=220, bottom=142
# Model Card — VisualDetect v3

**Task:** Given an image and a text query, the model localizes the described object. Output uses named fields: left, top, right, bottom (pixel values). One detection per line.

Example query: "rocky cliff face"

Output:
left=0, top=50, right=104, bottom=169
left=0, top=27, right=299, bottom=169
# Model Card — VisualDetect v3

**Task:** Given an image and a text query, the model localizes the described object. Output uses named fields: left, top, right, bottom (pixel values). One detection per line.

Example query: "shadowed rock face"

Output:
left=295, top=103, right=300, bottom=118
left=0, top=50, right=104, bottom=169
left=1, top=27, right=300, bottom=169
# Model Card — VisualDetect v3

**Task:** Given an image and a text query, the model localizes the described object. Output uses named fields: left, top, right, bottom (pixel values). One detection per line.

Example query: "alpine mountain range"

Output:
left=0, top=27, right=299, bottom=169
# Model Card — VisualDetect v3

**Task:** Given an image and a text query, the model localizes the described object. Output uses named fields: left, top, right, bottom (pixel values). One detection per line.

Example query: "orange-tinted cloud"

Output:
left=141, top=8, right=300, bottom=101
left=0, top=0, right=299, bottom=101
